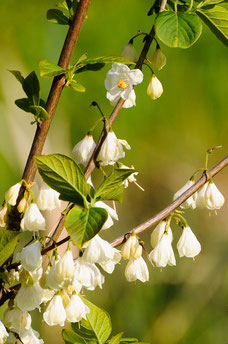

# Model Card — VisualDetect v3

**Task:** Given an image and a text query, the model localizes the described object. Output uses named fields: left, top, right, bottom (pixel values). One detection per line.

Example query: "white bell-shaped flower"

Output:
left=83, top=235, right=121, bottom=265
left=99, top=249, right=121, bottom=274
left=125, top=256, right=149, bottom=283
left=20, top=203, right=46, bottom=232
left=45, top=258, right=65, bottom=291
left=177, top=226, right=201, bottom=258
left=16, top=241, right=42, bottom=272
left=72, top=134, right=96, bottom=166
left=147, top=74, right=163, bottom=100
left=173, top=179, right=197, bottom=209
left=94, top=201, right=118, bottom=230
left=4, top=307, right=31, bottom=332
left=20, top=328, right=44, bottom=344
left=151, top=48, right=166, bottom=70
left=121, top=43, right=137, bottom=62
left=0, top=321, right=8, bottom=344
left=5, top=183, right=21, bottom=206
left=36, top=183, right=61, bottom=211
left=56, top=249, right=75, bottom=281
left=73, top=258, right=104, bottom=291
left=150, top=221, right=173, bottom=248
left=105, top=63, right=143, bottom=108
left=43, top=294, right=66, bottom=326
left=15, top=282, right=44, bottom=311
left=97, top=131, right=130, bottom=166
left=0, top=207, right=7, bottom=228
left=149, top=234, right=176, bottom=267
left=65, top=294, right=90, bottom=323
left=205, top=181, right=225, bottom=210
left=121, top=235, right=142, bottom=260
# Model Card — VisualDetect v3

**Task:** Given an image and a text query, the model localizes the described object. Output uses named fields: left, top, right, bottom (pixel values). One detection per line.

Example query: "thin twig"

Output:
left=110, top=155, right=228, bottom=247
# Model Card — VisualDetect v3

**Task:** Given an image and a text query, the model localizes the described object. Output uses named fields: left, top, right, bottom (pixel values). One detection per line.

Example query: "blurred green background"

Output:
left=0, top=0, right=228, bottom=343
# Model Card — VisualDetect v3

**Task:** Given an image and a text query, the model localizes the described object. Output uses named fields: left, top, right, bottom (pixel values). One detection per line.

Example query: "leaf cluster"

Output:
left=35, top=154, right=135, bottom=248
left=62, top=298, right=149, bottom=344
left=9, top=71, right=49, bottom=123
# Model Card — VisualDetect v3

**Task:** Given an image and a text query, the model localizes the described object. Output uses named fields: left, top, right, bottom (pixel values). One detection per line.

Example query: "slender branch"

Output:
left=7, top=0, right=91, bottom=231
left=110, top=155, right=228, bottom=247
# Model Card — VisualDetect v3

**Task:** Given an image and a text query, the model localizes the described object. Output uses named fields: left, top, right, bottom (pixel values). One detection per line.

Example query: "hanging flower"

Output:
left=150, top=221, right=173, bottom=248
left=151, top=48, right=166, bottom=70
left=36, top=183, right=61, bottom=211
left=56, top=249, right=75, bottom=282
left=65, top=294, right=90, bottom=323
left=43, top=294, right=66, bottom=327
left=0, top=207, right=7, bottom=228
left=97, top=131, right=130, bottom=166
left=195, top=183, right=208, bottom=208
left=125, top=256, right=149, bottom=283
left=173, top=179, right=197, bottom=209
left=177, top=226, right=201, bottom=258
left=105, top=63, right=143, bottom=108
left=20, top=203, right=46, bottom=232
left=205, top=181, right=225, bottom=210
left=72, top=134, right=96, bottom=166
left=121, top=43, right=137, bottom=62
left=19, top=328, right=44, bottom=344
left=16, top=241, right=42, bottom=272
left=149, top=233, right=176, bottom=268
left=121, top=234, right=142, bottom=260
left=73, top=258, right=104, bottom=291
left=147, top=74, right=163, bottom=100
left=4, top=307, right=31, bottom=332
left=5, top=183, right=21, bottom=206
left=15, top=282, right=44, bottom=311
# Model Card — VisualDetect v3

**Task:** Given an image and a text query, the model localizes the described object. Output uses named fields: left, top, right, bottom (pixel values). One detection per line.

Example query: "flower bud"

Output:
left=72, top=134, right=96, bottom=166
left=147, top=74, right=163, bottom=100
left=17, top=198, right=28, bottom=213
left=151, top=48, right=166, bottom=70
left=121, top=43, right=137, bottom=62
left=121, top=235, right=142, bottom=260
left=5, top=183, right=21, bottom=206
left=177, top=226, right=201, bottom=258
left=150, top=221, right=173, bottom=248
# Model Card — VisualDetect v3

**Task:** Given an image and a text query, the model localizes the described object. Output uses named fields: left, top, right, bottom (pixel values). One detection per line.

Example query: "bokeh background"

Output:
left=0, top=0, right=228, bottom=343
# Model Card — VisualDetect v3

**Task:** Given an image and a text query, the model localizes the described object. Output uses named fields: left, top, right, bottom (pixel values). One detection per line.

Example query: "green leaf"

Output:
left=0, top=230, right=21, bottom=267
left=15, top=98, right=32, bottom=113
left=22, top=71, right=40, bottom=105
left=65, top=206, right=108, bottom=248
left=56, top=0, right=70, bottom=10
left=200, top=0, right=227, bottom=6
left=47, top=9, right=70, bottom=25
left=62, top=329, right=87, bottom=344
left=95, top=168, right=136, bottom=203
left=155, top=11, right=202, bottom=48
left=80, top=298, right=112, bottom=344
left=39, top=60, right=66, bottom=78
left=76, top=53, right=89, bottom=64
left=196, top=4, right=228, bottom=46
left=35, top=154, right=89, bottom=206
left=29, top=105, right=49, bottom=121
left=108, top=333, right=124, bottom=344
left=72, top=322, right=97, bottom=341
left=69, top=80, right=86, bottom=92
left=8, top=70, right=24, bottom=85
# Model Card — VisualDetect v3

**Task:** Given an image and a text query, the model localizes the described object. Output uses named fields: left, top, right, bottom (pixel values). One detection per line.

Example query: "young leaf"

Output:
left=15, top=98, right=32, bottom=113
left=196, top=4, right=228, bottom=46
left=75, top=63, right=106, bottom=74
left=95, top=168, right=136, bottom=203
left=62, top=329, right=86, bottom=344
left=8, top=70, right=24, bottom=85
left=39, top=60, right=66, bottom=78
left=35, top=154, right=89, bottom=206
left=47, top=9, right=70, bottom=25
left=22, top=71, right=40, bottom=105
left=69, top=80, right=86, bottom=92
left=29, top=105, right=49, bottom=121
left=0, top=230, right=21, bottom=267
left=155, top=11, right=202, bottom=48
left=56, top=0, right=70, bottom=10
left=109, top=333, right=124, bottom=344
left=65, top=206, right=108, bottom=248
left=80, top=297, right=112, bottom=344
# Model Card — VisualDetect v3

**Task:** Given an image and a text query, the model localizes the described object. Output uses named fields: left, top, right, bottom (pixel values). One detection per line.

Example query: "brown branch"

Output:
left=7, top=0, right=91, bottom=231
left=110, top=155, right=228, bottom=248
